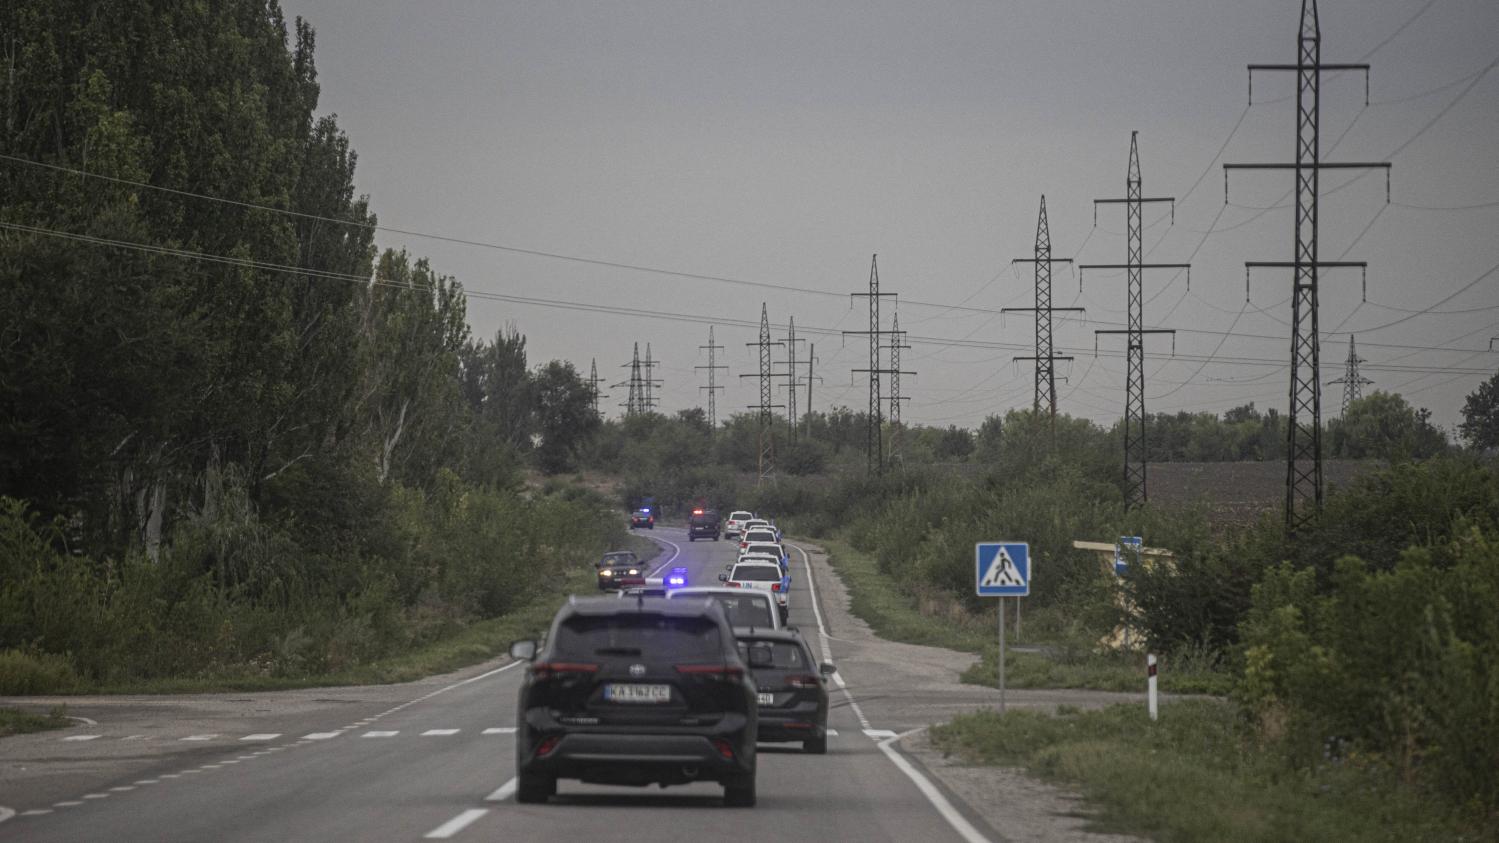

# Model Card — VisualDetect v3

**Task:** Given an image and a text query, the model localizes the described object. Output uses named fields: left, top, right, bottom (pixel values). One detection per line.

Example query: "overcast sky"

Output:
left=279, top=0, right=1499, bottom=434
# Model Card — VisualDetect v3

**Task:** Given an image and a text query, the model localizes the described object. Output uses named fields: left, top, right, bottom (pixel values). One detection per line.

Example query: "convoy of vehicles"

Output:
left=513, top=503, right=829, bottom=807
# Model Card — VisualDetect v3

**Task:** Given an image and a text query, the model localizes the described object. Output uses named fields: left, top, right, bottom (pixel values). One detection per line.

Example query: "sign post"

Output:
left=1115, top=536, right=1142, bottom=649
left=975, top=542, right=1031, bottom=716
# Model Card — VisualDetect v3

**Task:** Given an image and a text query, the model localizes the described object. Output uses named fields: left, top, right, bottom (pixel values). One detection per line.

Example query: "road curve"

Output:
left=0, top=526, right=997, bottom=843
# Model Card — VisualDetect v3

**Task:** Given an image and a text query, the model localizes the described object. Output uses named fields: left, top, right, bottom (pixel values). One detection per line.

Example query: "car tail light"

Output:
left=723, top=581, right=741, bottom=588
left=536, top=735, right=562, bottom=757
left=771, top=582, right=781, bottom=592
left=531, top=662, right=599, bottom=680
left=787, top=674, right=821, bottom=689
left=712, top=739, right=735, bottom=760
left=676, top=664, right=744, bottom=680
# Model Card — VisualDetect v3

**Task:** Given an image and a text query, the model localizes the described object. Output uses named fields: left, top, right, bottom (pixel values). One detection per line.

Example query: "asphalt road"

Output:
left=0, top=526, right=994, bottom=842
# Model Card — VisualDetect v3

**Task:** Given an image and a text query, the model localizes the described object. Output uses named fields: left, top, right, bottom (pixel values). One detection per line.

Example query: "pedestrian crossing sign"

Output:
left=975, top=542, right=1030, bottom=597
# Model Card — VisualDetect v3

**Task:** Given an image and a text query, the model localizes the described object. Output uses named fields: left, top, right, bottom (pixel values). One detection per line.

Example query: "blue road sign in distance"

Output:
left=1115, top=536, right=1142, bottom=576
left=975, top=542, right=1030, bottom=597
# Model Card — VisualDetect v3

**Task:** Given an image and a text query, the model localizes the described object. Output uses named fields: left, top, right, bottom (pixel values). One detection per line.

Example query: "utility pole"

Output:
left=1226, top=0, right=1390, bottom=534
left=844, top=254, right=899, bottom=474
left=805, top=343, right=821, bottom=420
left=741, top=304, right=786, bottom=485
left=1081, top=133, right=1188, bottom=508
left=884, top=313, right=914, bottom=467
left=587, top=357, right=609, bottom=417
left=779, top=317, right=810, bottom=438
left=1004, top=195, right=1085, bottom=434
left=615, top=343, right=644, bottom=416
left=1328, top=335, right=1373, bottom=417
left=696, top=326, right=728, bottom=433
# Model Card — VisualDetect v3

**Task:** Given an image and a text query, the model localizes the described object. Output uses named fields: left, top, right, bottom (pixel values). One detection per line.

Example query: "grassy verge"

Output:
left=819, top=535, right=1232, bottom=694
left=960, top=644, right=1235, bottom=696
left=818, top=536, right=990, bottom=652
left=929, top=701, right=1475, bottom=842
left=0, top=706, right=71, bottom=738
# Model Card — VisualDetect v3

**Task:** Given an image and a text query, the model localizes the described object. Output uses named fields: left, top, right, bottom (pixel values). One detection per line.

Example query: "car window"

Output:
left=745, top=543, right=781, bottom=556
left=743, top=531, right=778, bottom=544
left=732, top=565, right=781, bottom=582
left=730, top=511, right=753, bottom=520
left=553, top=614, right=722, bottom=659
left=708, top=595, right=774, bottom=627
left=736, top=640, right=809, bottom=669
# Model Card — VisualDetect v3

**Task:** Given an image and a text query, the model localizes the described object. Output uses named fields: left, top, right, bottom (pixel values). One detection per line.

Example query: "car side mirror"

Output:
left=717, top=572, right=728, bottom=582
left=747, top=644, right=775, bottom=670
left=509, top=640, right=537, bottom=661
left=820, top=662, right=836, bottom=677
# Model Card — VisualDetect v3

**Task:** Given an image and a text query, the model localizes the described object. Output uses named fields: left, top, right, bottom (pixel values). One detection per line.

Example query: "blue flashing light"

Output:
left=666, top=566, right=689, bottom=588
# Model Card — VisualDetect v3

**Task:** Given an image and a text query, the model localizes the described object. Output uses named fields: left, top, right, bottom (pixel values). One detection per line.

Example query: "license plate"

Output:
left=757, top=692, right=775, bottom=706
left=604, top=683, right=671, bottom=704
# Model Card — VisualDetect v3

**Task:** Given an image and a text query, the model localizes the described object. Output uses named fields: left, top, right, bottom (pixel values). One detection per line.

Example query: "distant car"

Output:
left=735, top=630, right=834, bottom=753
left=739, top=528, right=780, bottom=552
left=738, top=542, right=788, bottom=573
left=665, top=566, right=691, bottom=589
left=667, top=587, right=781, bottom=630
left=688, top=508, right=721, bottom=542
left=630, top=508, right=655, bottom=529
left=596, top=551, right=644, bottom=591
left=509, top=596, right=760, bottom=806
left=722, top=559, right=790, bottom=624
left=724, top=511, right=755, bottom=540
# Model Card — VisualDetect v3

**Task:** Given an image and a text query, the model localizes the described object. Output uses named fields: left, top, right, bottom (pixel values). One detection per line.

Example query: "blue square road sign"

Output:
left=975, top=542, right=1030, bottom=597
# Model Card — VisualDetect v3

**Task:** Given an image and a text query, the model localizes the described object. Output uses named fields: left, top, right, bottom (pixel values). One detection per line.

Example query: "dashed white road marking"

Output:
left=61, top=734, right=101, bottom=742
left=0, top=806, right=11, bottom=824
left=240, top=733, right=280, bottom=741
left=485, top=778, right=517, bottom=802
left=134, top=779, right=160, bottom=785
left=481, top=727, right=516, bottom=735
left=20, top=809, right=51, bottom=817
left=826, top=729, right=840, bottom=737
left=362, top=730, right=399, bottom=738
left=863, top=729, right=898, bottom=739
left=81, top=793, right=109, bottom=800
left=180, top=734, right=218, bottom=741
left=108, top=786, right=136, bottom=792
left=53, top=801, right=84, bottom=808
left=65, top=715, right=98, bottom=726
left=159, top=774, right=182, bottom=780
left=424, top=808, right=489, bottom=839
left=422, top=728, right=460, bottom=736
left=302, top=731, right=342, bottom=740
left=121, top=734, right=148, bottom=741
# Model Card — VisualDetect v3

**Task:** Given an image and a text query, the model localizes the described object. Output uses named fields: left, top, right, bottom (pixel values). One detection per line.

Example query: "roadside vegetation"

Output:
left=0, top=706, right=70, bottom=738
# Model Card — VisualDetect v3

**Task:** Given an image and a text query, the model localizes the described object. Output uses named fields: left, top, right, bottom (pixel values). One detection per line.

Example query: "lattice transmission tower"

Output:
left=884, top=312, right=914, bottom=467
left=641, top=343, right=662, bottom=412
left=741, top=304, right=786, bottom=485
left=586, top=358, right=609, bottom=417
left=1004, top=195, right=1084, bottom=434
left=1226, top=0, right=1391, bottom=533
left=696, top=326, right=728, bottom=432
left=1081, top=133, right=1188, bottom=508
left=844, top=255, right=899, bottom=474
left=1328, top=335, right=1373, bottom=416
left=615, top=343, right=644, bottom=416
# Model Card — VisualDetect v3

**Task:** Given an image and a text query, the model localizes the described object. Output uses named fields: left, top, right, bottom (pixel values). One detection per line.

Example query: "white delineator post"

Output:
left=1147, top=653, right=1158, bottom=721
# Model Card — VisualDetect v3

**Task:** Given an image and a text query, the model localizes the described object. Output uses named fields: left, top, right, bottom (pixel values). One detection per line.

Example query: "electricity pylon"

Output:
left=696, top=326, right=728, bottom=432
left=741, top=304, right=786, bottom=485
left=1081, top=133, right=1187, bottom=508
left=883, top=312, right=914, bottom=467
left=1004, top=195, right=1084, bottom=434
left=615, top=343, right=644, bottom=416
left=586, top=358, right=609, bottom=417
left=844, top=254, right=899, bottom=474
left=642, top=343, right=662, bottom=412
left=1226, top=0, right=1391, bottom=534
left=1328, top=335, right=1373, bottom=416
left=780, top=317, right=807, bottom=436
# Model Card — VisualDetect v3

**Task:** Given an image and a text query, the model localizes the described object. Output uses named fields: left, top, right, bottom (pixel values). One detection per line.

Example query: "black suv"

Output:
left=687, top=508, right=721, bottom=541
left=735, top=630, right=834, bottom=753
left=510, top=596, right=762, bottom=806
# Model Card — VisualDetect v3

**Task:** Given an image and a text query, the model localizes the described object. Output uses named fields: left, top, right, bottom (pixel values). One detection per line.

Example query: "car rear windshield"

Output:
left=743, top=531, right=777, bottom=543
left=732, top=565, right=781, bottom=582
left=553, top=614, right=722, bottom=660
left=701, top=595, right=774, bottom=628
left=730, top=512, right=753, bottom=520
left=689, top=513, right=717, bottom=525
left=737, top=640, right=811, bottom=670
left=745, top=544, right=781, bottom=556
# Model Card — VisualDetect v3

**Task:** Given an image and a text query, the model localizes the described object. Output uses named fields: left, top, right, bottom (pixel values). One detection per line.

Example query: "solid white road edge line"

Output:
left=646, top=533, right=683, bottom=577
left=791, top=542, right=873, bottom=730
left=878, top=729, right=992, bottom=843
left=424, top=808, right=489, bottom=839
left=485, top=778, right=517, bottom=802
left=794, top=540, right=993, bottom=843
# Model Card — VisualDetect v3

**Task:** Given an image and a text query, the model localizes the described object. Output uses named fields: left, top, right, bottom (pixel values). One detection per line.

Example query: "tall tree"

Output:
left=1459, top=371, right=1499, bottom=451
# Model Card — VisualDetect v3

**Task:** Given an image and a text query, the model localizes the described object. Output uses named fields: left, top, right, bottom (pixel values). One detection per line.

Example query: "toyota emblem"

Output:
left=629, top=663, right=647, bottom=677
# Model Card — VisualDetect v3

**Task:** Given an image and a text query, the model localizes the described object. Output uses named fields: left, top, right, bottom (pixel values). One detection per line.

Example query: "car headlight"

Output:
left=627, top=569, right=639, bottom=575
left=600, top=569, right=613, bottom=577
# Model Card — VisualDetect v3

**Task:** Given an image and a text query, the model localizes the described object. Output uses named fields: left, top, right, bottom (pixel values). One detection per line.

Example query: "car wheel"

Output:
left=516, top=771, right=556, bottom=804
left=722, top=773, right=756, bottom=807
left=804, top=736, right=827, bottom=755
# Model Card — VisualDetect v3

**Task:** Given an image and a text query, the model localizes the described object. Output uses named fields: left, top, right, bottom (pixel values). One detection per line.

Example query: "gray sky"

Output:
left=280, top=0, right=1499, bottom=434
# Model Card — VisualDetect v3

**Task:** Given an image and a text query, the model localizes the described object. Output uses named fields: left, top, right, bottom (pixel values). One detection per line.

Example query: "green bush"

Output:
left=0, top=649, right=80, bottom=695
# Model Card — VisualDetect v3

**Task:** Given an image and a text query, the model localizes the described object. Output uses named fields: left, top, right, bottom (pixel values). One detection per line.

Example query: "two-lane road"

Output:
left=0, top=527, right=992, bottom=842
